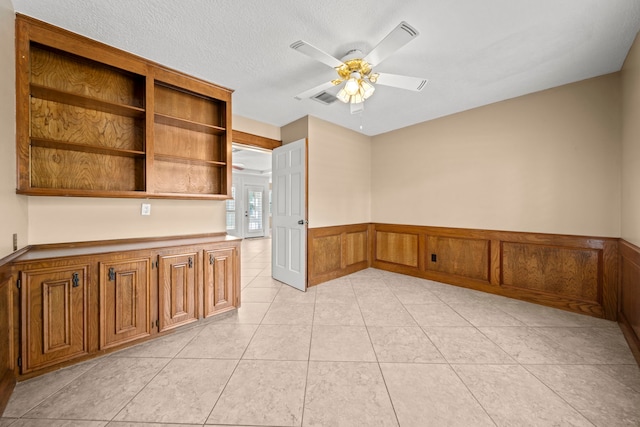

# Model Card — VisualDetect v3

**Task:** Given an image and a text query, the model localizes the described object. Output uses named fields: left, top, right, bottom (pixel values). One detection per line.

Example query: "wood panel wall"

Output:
left=0, top=267, right=16, bottom=416
left=619, top=240, right=640, bottom=364
left=369, top=223, right=619, bottom=320
left=308, top=224, right=370, bottom=286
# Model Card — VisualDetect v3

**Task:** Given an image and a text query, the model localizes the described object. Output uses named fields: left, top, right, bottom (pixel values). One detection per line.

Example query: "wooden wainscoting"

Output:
left=619, top=240, right=640, bottom=364
left=371, top=224, right=618, bottom=320
left=308, top=224, right=370, bottom=286
left=0, top=268, right=16, bottom=416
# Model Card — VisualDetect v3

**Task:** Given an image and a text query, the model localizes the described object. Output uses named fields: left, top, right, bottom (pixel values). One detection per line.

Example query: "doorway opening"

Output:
left=226, top=143, right=272, bottom=239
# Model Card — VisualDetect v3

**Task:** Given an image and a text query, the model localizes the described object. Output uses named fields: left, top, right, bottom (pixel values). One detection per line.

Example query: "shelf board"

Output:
left=154, top=113, right=226, bottom=135
left=154, top=153, right=226, bottom=167
left=31, top=84, right=145, bottom=118
left=31, top=138, right=146, bottom=158
left=17, top=188, right=146, bottom=198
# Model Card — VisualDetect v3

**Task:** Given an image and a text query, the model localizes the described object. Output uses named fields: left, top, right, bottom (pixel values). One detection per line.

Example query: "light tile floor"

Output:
left=3, top=237, right=640, bottom=426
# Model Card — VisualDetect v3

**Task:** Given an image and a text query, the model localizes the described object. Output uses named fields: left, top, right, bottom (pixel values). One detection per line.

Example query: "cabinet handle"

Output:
left=108, top=267, right=115, bottom=281
left=188, top=257, right=193, bottom=268
left=209, top=254, right=214, bottom=265
left=72, top=272, right=79, bottom=288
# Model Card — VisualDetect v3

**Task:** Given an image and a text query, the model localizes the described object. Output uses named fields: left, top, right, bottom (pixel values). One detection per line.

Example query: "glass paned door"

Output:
left=244, top=185, right=265, bottom=238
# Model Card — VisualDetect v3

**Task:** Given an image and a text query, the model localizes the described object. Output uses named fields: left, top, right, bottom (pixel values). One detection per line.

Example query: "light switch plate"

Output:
left=141, top=203, right=151, bottom=216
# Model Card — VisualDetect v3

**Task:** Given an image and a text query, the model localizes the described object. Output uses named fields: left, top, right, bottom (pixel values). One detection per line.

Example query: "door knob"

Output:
left=298, top=220, right=304, bottom=225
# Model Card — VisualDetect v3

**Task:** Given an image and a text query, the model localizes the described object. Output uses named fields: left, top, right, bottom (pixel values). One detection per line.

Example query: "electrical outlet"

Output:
left=13, top=233, right=17, bottom=251
left=141, top=203, right=151, bottom=216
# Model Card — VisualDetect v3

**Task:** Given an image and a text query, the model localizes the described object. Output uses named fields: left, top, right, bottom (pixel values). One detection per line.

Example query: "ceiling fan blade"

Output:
left=290, top=40, right=344, bottom=69
left=374, top=73, right=428, bottom=91
left=364, top=22, right=419, bottom=66
left=350, top=102, right=364, bottom=115
left=294, top=80, right=336, bottom=100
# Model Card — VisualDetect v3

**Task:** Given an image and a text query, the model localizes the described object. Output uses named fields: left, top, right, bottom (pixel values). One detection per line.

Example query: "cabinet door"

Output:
left=204, top=248, right=236, bottom=317
left=20, top=265, right=88, bottom=373
left=99, top=259, right=151, bottom=349
left=158, top=253, right=198, bottom=331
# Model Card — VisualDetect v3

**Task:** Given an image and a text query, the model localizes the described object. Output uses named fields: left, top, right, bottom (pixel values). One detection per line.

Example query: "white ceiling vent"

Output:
left=312, top=91, right=338, bottom=105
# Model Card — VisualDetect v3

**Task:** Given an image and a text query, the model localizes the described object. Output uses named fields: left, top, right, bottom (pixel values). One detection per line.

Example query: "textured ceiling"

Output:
left=11, top=0, right=640, bottom=136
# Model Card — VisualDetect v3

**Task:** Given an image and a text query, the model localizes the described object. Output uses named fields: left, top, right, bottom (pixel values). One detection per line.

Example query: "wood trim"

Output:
left=232, top=130, right=282, bottom=150
left=370, top=223, right=618, bottom=320
left=308, top=224, right=370, bottom=286
left=619, top=239, right=640, bottom=365
left=0, top=271, right=15, bottom=416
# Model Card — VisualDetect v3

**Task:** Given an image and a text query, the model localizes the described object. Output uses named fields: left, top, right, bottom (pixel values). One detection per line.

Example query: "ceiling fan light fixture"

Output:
left=360, top=79, right=375, bottom=99
left=344, top=72, right=361, bottom=95
left=336, top=87, right=350, bottom=103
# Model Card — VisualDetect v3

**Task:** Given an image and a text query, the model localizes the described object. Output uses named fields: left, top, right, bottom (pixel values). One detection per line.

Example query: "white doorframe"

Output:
left=272, top=139, right=307, bottom=291
left=243, top=183, right=267, bottom=238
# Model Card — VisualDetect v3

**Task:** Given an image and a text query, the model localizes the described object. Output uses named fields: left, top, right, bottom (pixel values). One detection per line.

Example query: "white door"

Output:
left=244, top=184, right=266, bottom=238
left=272, top=139, right=307, bottom=291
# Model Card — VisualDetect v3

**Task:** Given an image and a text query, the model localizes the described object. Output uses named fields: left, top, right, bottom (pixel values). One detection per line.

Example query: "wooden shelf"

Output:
left=16, top=16, right=232, bottom=199
left=154, top=113, right=226, bottom=135
left=31, top=84, right=145, bottom=118
left=31, top=138, right=145, bottom=158
left=154, top=153, right=226, bottom=167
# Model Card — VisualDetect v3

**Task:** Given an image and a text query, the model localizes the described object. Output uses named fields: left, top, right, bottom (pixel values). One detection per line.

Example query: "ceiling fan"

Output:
left=290, top=21, right=428, bottom=114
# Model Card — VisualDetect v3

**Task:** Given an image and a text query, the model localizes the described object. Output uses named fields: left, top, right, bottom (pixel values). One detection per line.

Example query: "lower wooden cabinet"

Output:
left=158, top=252, right=198, bottom=331
left=204, top=248, right=237, bottom=317
left=8, top=235, right=241, bottom=378
left=99, top=258, right=151, bottom=349
left=20, top=265, right=89, bottom=373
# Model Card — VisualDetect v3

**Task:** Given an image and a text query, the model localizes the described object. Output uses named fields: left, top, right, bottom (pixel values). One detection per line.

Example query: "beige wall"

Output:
left=233, top=114, right=281, bottom=140
left=308, top=116, right=371, bottom=228
left=622, top=32, right=640, bottom=247
left=281, top=116, right=309, bottom=144
left=0, top=2, right=28, bottom=257
left=372, top=74, right=622, bottom=237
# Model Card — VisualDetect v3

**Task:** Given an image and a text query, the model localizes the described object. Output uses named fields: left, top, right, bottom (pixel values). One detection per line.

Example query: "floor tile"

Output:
left=213, top=302, right=270, bottom=324
left=533, top=326, right=637, bottom=364
left=0, top=420, right=14, bottom=427
left=314, top=280, right=357, bottom=304
left=303, top=361, right=398, bottom=427
left=454, top=364, right=593, bottom=426
left=261, top=302, right=315, bottom=325
left=424, top=327, right=515, bottom=364
left=499, top=300, right=614, bottom=327
left=111, top=326, right=201, bottom=358
left=390, top=286, right=442, bottom=304
left=207, top=360, right=307, bottom=426
left=368, top=326, right=445, bottom=363
left=4, top=359, right=98, bottom=417
left=380, top=363, right=494, bottom=426
left=525, top=364, right=640, bottom=427
left=25, top=357, right=169, bottom=420
left=240, top=287, right=280, bottom=303
left=313, top=302, right=364, bottom=326
left=358, top=301, right=417, bottom=326
left=479, top=326, right=585, bottom=364
left=310, top=325, right=376, bottom=362
left=175, top=323, right=257, bottom=359
left=114, top=358, right=237, bottom=424
left=272, top=284, right=317, bottom=304
left=448, top=303, right=524, bottom=326
left=245, top=276, right=283, bottom=288
left=405, top=303, right=471, bottom=327
left=243, top=324, right=312, bottom=360
left=593, top=364, right=640, bottom=393
left=9, top=421, right=106, bottom=427
left=108, top=423, right=200, bottom=427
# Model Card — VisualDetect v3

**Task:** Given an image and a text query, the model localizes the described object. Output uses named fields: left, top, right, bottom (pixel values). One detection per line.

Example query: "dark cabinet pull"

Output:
left=72, top=272, right=79, bottom=287
left=108, top=267, right=115, bottom=281
left=188, top=257, right=193, bottom=268
left=209, top=254, right=214, bottom=265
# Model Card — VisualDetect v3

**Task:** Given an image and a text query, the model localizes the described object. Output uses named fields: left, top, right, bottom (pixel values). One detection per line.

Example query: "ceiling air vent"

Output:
left=312, top=91, right=338, bottom=105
